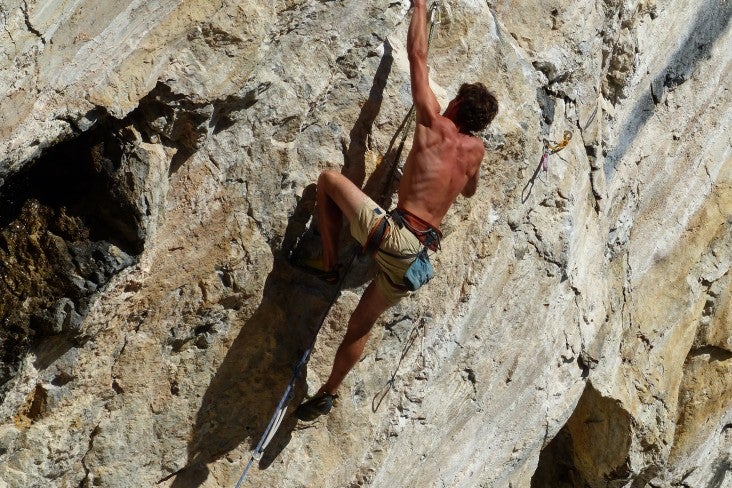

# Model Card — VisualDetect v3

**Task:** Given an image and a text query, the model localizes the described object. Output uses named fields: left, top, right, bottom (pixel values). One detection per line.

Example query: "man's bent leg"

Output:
left=321, top=281, right=391, bottom=395
left=316, top=170, right=368, bottom=271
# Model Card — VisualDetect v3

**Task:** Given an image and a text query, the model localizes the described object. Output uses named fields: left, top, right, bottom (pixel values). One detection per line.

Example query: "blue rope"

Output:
left=234, top=354, right=305, bottom=488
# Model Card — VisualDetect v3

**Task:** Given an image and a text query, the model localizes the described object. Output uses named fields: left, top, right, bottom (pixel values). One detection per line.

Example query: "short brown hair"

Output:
left=455, top=83, right=498, bottom=134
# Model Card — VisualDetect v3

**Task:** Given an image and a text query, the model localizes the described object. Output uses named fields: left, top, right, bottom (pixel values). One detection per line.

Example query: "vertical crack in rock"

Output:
left=531, top=382, right=634, bottom=487
left=78, top=422, right=102, bottom=488
left=20, top=0, right=45, bottom=44
left=0, top=7, right=16, bottom=47
left=535, top=85, right=555, bottom=131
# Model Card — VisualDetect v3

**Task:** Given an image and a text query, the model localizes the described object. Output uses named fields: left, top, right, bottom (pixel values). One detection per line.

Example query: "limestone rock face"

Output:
left=0, top=1, right=729, bottom=487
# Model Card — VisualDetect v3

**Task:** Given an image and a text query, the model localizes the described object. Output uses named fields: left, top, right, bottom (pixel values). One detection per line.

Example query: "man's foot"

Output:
left=291, top=257, right=340, bottom=285
left=293, top=392, right=337, bottom=421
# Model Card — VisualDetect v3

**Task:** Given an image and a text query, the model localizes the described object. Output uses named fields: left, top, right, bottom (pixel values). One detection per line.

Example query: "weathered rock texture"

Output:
left=0, top=0, right=729, bottom=487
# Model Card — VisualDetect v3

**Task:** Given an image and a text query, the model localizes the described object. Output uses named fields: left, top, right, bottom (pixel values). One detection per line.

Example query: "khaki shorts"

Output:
left=350, top=197, right=423, bottom=304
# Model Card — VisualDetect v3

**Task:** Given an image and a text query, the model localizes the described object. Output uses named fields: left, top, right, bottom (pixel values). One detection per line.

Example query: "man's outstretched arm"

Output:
left=408, top=0, right=440, bottom=126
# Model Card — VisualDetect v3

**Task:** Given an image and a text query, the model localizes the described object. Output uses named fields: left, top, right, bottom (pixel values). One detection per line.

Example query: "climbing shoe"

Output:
left=293, top=392, right=337, bottom=421
left=291, top=257, right=340, bottom=285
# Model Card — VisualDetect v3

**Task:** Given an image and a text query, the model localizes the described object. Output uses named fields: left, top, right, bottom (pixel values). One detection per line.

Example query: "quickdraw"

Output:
left=540, top=130, right=572, bottom=180
left=545, top=129, right=572, bottom=153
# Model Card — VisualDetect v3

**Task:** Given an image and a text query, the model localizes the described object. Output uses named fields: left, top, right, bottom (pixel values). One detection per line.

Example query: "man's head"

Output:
left=446, top=82, right=498, bottom=134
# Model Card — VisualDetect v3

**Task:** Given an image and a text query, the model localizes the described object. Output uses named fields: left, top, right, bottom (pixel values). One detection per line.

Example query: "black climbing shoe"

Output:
left=293, top=392, right=337, bottom=421
left=291, top=257, right=340, bottom=285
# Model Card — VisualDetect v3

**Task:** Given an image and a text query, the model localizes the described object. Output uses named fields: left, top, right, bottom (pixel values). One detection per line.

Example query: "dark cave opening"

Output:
left=0, top=120, right=147, bottom=394
left=531, top=383, right=634, bottom=488
left=531, top=426, right=585, bottom=488
left=0, top=124, right=144, bottom=252
left=0, top=80, right=228, bottom=397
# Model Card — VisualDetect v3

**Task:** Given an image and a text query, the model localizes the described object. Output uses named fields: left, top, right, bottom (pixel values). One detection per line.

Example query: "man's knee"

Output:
left=317, top=170, right=365, bottom=221
left=318, top=170, right=341, bottom=193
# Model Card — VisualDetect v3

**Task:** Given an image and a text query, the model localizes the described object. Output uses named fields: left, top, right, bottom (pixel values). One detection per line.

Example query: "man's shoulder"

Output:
left=428, top=114, right=455, bottom=133
left=461, top=133, right=485, bottom=161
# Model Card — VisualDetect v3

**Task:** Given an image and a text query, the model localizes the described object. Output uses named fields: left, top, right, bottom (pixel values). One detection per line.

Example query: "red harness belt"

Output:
left=393, top=207, right=442, bottom=252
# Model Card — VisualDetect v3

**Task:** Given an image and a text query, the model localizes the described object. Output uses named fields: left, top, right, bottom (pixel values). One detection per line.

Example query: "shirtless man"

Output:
left=294, top=0, right=498, bottom=420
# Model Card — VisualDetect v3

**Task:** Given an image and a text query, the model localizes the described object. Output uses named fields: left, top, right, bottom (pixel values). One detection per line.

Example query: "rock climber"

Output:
left=293, top=0, right=498, bottom=421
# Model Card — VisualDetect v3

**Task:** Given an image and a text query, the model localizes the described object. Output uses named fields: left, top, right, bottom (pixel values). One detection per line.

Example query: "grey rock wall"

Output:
left=0, top=1, right=729, bottom=487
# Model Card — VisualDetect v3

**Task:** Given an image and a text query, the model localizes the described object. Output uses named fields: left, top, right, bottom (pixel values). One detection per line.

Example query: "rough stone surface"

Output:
left=0, top=1, right=729, bottom=487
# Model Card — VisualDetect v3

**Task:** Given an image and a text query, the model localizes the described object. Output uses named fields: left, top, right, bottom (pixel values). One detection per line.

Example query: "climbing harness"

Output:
left=363, top=208, right=442, bottom=257
left=234, top=3, right=442, bottom=487
left=391, top=207, right=441, bottom=252
left=539, top=129, right=572, bottom=181
left=384, top=208, right=442, bottom=291
left=362, top=207, right=442, bottom=292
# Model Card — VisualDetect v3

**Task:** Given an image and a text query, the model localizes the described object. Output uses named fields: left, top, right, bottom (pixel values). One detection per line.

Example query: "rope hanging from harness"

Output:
left=372, top=316, right=427, bottom=413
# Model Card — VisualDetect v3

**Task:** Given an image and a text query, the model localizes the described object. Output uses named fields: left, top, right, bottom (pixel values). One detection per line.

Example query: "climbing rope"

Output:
left=234, top=260, right=350, bottom=487
left=372, top=317, right=427, bottom=413
left=234, top=4, right=442, bottom=487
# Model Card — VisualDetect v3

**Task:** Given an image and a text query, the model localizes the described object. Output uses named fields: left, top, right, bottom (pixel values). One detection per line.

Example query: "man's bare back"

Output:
left=398, top=114, right=485, bottom=229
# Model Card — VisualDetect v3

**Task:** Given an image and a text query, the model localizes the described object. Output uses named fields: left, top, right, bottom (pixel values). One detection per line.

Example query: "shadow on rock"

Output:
left=169, top=254, right=335, bottom=487
left=341, top=40, right=394, bottom=187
